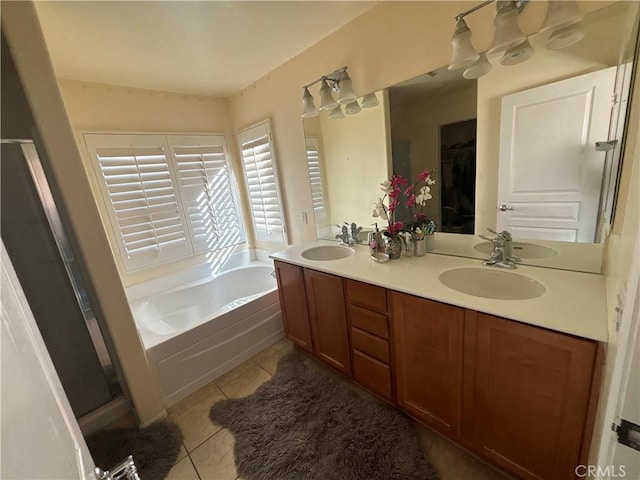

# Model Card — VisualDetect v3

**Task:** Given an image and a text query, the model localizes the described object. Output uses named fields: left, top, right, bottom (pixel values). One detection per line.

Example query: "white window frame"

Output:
left=237, top=120, right=288, bottom=245
left=84, top=132, right=246, bottom=271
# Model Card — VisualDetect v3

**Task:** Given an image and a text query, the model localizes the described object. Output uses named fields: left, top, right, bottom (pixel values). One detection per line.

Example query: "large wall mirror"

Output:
left=303, top=1, right=639, bottom=272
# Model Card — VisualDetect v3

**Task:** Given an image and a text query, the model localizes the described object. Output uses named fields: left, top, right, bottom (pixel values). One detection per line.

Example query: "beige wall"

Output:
left=319, top=101, right=387, bottom=229
left=2, top=2, right=165, bottom=425
left=58, top=80, right=251, bottom=286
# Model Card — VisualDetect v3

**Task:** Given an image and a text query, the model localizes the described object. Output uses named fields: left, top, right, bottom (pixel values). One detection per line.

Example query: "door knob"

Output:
left=498, top=204, right=513, bottom=211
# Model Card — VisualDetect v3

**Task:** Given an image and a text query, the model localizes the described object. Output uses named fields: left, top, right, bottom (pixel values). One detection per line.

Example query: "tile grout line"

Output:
left=187, top=453, right=201, bottom=480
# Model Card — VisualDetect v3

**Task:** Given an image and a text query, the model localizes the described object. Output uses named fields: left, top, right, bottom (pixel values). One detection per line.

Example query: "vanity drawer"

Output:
left=351, top=327, right=390, bottom=363
left=353, top=350, right=392, bottom=400
left=349, top=306, right=389, bottom=339
left=346, top=279, right=387, bottom=313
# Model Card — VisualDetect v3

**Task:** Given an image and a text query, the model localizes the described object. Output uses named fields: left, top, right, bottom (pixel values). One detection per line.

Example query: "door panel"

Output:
left=1, top=242, right=96, bottom=479
left=392, top=292, right=464, bottom=440
left=304, top=269, right=351, bottom=375
left=273, top=261, right=313, bottom=352
left=472, top=313, right=597, bottom=480
left=497, top=67, right=616, bottom=242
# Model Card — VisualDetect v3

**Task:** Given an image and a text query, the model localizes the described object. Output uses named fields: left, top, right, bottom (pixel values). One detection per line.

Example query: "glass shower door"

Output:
left=1, top=141, right=122, bottom=418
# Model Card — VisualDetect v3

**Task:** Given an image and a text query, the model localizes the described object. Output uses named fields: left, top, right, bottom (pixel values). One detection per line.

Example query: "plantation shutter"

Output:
left=167, top=135, right=245, bottom=253
left=237, top=120, right=287, bottom=244
left=84, top=134, right=190, bottom=270
left=305, top=137, right=329, bottom=224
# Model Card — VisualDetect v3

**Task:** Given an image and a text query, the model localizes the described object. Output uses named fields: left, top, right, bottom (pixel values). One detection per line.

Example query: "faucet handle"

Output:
left=487, top=227, right=498, bottom=235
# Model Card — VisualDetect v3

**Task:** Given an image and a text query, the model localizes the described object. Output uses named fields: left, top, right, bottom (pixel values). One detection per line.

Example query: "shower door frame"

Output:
left=1, top=139, right=125, bottom=410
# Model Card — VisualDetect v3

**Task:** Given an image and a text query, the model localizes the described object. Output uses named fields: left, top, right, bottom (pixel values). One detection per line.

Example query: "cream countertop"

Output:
left=270, top=240, right=608, bottom=342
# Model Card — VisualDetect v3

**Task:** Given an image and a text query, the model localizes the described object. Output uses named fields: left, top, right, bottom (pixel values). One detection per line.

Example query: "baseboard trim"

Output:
left=78, top=397, right=132, bottom=436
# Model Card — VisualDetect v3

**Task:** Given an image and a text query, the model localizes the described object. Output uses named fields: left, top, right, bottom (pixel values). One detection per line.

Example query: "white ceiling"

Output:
left=35, top=1, right=376, bottom=97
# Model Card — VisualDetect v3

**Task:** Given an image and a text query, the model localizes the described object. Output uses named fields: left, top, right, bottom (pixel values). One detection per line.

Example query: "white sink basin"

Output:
left=301, top=245, right=355, bottom=261
left=474, top=241, right=558, bottom=259
left=439, top=267, right=546, bottom=300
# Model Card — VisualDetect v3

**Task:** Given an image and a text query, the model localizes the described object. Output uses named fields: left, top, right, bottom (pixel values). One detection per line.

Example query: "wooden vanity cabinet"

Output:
left=392, top=292, right=465, bottom=441
left=274, top=261, right=313, bottom=352
left=274, top=262, right=601, bottom=480
left=345, top=280, right=393, bottom=400
left=465, top=312, right=598, bottom=480
left=303, top=269, right=351, bottom=375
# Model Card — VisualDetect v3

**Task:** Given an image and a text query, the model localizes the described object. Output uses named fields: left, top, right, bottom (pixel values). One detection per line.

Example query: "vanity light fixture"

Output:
left=500, top=38, right=535, bottom=66
left=463, top=52, right=492, bottom=79
left=301, top=66, right=379, bottom=119
left=344, top=100, right=362, bottom=115
left=360, top=92, right=380, bottom=108
left=318, top=79, right=338, bottom=112
left=449, top=17, right=480, bottom=70
left=301, top=87, right=318, bottom=118
left=488, top=1, right=527, bottom=55
left=449, top=0, right=586, bottom=79
left=540, top=1, right=585, bottom=49
left=329, top=105, right=345, bottom=120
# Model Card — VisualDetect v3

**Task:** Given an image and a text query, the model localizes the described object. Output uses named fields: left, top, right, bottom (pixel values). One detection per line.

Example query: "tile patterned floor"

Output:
left=148, top=338, right=509, bottom=480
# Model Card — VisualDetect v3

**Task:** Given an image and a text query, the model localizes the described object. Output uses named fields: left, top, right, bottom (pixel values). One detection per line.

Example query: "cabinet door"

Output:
left=304, top=269, right=351, bottom=375
left=471, top=313, right=597, bottom=480
left=392, top=292, right=464, bottom=440
left=273, top=261, right=313, bottom=352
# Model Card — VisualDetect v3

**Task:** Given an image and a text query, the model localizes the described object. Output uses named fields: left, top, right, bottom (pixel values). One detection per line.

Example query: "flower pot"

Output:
left=385, top=237, right=403, bottom=259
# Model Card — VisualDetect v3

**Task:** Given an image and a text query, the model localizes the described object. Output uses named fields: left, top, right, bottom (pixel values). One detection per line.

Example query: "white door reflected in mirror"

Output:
left=497, top=67, right=617, bottom=243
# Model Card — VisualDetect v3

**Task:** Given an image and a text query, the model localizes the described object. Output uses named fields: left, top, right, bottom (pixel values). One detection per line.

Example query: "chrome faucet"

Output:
left=349, top=222, right=363, bottom=244
left=480, top=228, right=519, bottom=269
left=335, top=222, right=362, bottom=246
left=335, top=224, right=351, bottom=245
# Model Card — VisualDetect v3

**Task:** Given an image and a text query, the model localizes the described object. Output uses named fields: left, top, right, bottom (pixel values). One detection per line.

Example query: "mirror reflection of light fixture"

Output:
left=545, top=24, right=585, bottom=50
left=463, top=52, right=492, bottom=79
left=345, top=101, right=362, bottom=115
left=360, top=92, right=380, bottom=108
left=501, top=39, right=535, bottom=65
left=329, top=105, right=345, bottom=120
left=488, top=1, right=526, bottom=55
left=301, top=66, right=380, bottom=119
left=539, top=1, right=584, bottom=33
left=540, top=1, right=585, bottom=49
left=448, top=1, right=586, bottom=79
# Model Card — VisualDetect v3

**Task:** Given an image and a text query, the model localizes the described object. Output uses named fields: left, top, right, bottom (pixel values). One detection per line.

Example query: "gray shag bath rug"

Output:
left=210, top=350, right=439, bottom=480
left=86, top=420, right=183, bottom=480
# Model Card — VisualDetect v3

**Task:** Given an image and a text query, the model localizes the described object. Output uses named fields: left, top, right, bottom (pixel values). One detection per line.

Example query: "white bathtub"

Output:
left=129, top=262, right=283, bottom=407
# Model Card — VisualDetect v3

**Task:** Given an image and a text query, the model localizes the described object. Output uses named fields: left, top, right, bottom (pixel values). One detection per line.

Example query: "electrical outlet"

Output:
left=301, top=212, right=308, bottom=225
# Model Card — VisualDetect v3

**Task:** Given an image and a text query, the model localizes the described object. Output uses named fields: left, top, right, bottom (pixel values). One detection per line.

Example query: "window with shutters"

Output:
left=304, top=136, right=329, bottom=226
left=237, top=120, right=288, bottom=244
left=84, top=133, right=245, bottom=271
